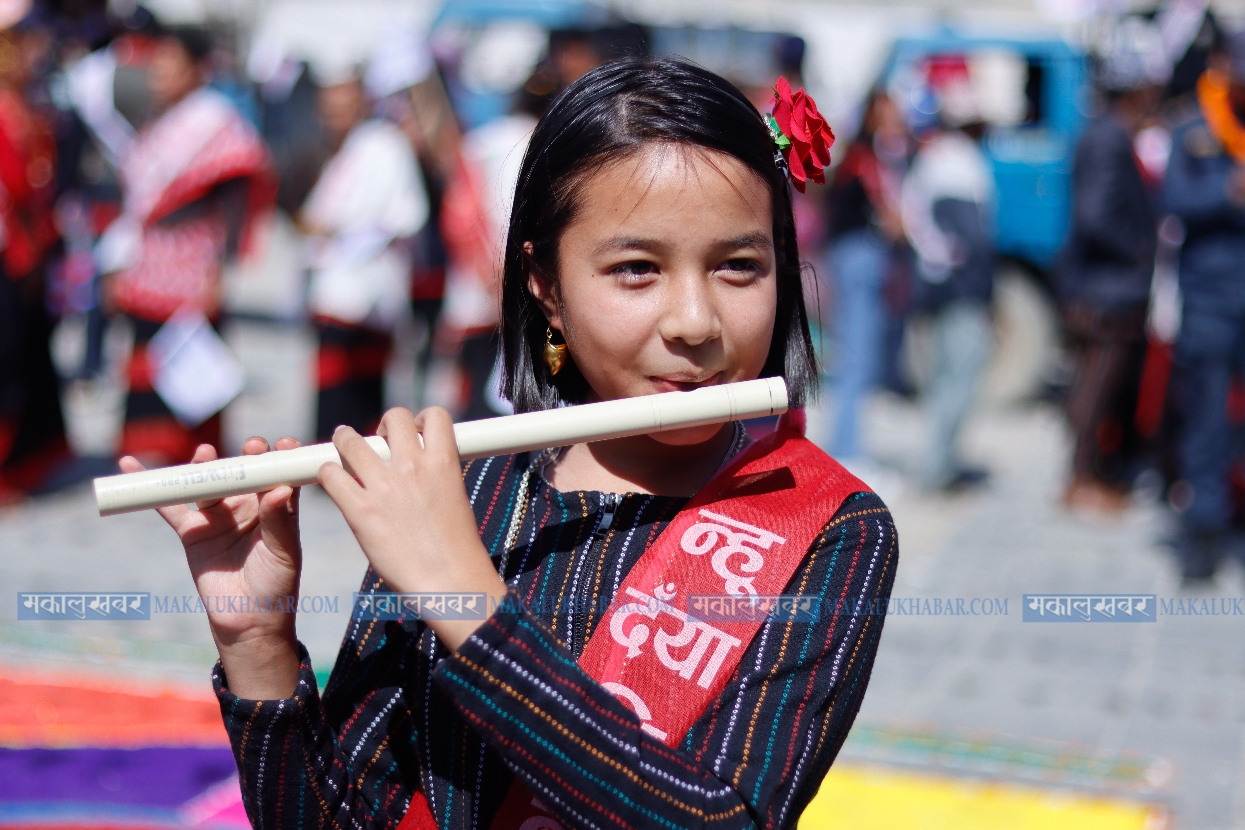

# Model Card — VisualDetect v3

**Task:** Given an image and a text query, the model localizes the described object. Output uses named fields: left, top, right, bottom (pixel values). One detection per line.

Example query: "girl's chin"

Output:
left=648, top=423, right=727, bottom=447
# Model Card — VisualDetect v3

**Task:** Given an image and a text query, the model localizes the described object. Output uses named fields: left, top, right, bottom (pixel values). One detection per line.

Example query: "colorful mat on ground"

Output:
left=0, top=669, right=245, bottom=830
left=2, top=667, right=1171, bottom=830
left=801, top=765, right=1169, bottom=829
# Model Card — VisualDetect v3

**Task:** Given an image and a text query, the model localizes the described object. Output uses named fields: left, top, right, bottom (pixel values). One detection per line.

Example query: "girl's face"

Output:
left=529, top=143, right=778, bottom=445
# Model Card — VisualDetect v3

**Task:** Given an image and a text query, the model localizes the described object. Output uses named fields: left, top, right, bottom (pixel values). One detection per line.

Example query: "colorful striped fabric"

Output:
left=0, top=670, right=247, bottom=830
left=215, top=451, right=898, bottom=829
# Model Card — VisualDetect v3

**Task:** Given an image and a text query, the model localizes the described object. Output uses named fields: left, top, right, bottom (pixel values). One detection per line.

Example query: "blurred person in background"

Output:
left=1163, top=30, right=1245, bottom=580
left=98, top=24, right=273, bottom=466
left=0, top=7, right=64, bottom=501
left=901, top=77, right=997, bottom=491
left=300, top=68, right=429, bottom=441
left=367, top=27, right=460, bottom=410
left=823, top=90, right=909, bottom=466
left=434, top=80, right=553, bottom=420
left=1058, top=22, right=1166, bottom=514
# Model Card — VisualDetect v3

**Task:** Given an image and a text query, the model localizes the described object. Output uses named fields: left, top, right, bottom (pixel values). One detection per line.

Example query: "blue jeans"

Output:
left=920, top=300, right=994, bottom=487
left=1177, top=303, right=1245, bottom=532
left=826, top=229, right=887, bottom=460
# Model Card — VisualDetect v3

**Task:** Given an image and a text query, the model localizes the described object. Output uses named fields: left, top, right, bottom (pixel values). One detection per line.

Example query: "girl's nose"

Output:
left=658, top=274, right=721, bottom=347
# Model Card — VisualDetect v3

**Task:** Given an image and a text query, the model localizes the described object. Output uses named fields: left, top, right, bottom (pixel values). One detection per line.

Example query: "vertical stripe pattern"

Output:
left=214, top=452, right=898, bottom=829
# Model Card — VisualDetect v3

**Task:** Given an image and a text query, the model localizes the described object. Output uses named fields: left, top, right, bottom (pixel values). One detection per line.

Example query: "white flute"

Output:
left=94, top=377, right=788, bottom=516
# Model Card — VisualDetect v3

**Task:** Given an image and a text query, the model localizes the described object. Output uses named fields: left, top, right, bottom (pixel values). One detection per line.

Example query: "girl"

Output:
left=122, top=59, right=897, bottom=829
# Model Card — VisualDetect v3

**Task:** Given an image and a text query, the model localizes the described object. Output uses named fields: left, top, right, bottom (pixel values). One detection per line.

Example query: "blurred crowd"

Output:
left=0, top=2, right=648, bottom=500
left=0, top=1, right=1242, bottom=583
left=820, top=6, right=1245, bottom=584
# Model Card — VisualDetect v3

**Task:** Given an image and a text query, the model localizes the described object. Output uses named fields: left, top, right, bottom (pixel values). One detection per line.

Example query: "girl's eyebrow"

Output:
left=716, top=232, right=772, bottom=250
left=594, top=231, right=771, bottom=256
left=595, top=236, right=665, bottom=255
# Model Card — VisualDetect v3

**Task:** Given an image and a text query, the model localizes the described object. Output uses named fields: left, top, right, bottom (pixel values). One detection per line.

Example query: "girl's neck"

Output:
left=545, top=423, right=738, bottom=498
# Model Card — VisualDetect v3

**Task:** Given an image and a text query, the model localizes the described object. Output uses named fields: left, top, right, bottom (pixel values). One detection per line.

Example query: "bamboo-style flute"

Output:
left=94, top=377, right=788, bottom=516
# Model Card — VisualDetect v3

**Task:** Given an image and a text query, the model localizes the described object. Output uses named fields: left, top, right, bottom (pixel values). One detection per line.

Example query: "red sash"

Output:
left=400, top=419, right=867, bottom=830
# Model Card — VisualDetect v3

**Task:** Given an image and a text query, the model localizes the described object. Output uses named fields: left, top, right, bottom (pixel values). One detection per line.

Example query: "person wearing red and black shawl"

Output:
left=98, top=25, right=274, bottom=465
left=0, top=17, right=67, bottom=502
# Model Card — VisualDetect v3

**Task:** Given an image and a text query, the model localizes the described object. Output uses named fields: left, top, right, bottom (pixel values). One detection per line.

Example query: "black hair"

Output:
left=500, top=57, right=818, bottom=413
left=157, top=24, right=212, bottom=64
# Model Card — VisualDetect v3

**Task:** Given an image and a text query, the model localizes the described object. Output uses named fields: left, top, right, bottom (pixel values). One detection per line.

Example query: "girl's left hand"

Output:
left=319, top=407, right=509, bottom=651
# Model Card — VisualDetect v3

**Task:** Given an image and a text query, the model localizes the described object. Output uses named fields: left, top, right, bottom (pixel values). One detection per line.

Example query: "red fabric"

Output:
left=113, top=218, right=229, bottom=322
left=1134, top=338, right=1172, bottom=439
left=91, top=202, right=122, bottom=236
left=440, top=152, right=497, bottom=296
left=127, top=345, right=154, bottom=392
left=120, top=414, right=221, bottom=466
left=316, top=345, right=391, bottom=389
left=837, top=142, right=886, bottom=211
left=1229, top=377, right=1245, bottom=426
left=410, top=265, right=447, bottom=301
left=113, top=97, right=275, bottom=321
left=924, top=54, right=971, bottom=89
left=316, top=348, right=352, bottom=390
left=397, top=792, right=438, bottom=830
left=143, top=135, right=276, bottom=258
left=0, top=434, right=68, bottom=499
left=0, top=671, right=227, bottom=747
left=1131, top=148, right=1163, bottom=189
left=483, top=423, right=867, bottom=830
left=0, top=88, right=57, bottom=280
left=0, top=420, right=14, bottom=467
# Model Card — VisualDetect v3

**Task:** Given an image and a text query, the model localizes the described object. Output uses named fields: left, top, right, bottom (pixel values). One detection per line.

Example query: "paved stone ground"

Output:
left=3, top=319, right=1244, bottom=828
left=838, top=394, right=1245, bottom=829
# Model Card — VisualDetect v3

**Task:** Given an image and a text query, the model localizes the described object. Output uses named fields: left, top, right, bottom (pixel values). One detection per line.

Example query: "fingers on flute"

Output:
left=258, top=485, right=299, bottom=534
left=413, top=407, right=459, bottom=463
left=332, top=425, right=386, bottom=482
left=193, top=443, right=220, bottom=462
left=192, top=442, right=229, bottom=511
left=242, top=436, right=270, bottom=455
left=273, top=437, right=302, bottom=515
left=378, top=408, right=420, bottom=458
left=119, top=449, right=190, bottom=526
left=318, top=459, right=363, bottom=511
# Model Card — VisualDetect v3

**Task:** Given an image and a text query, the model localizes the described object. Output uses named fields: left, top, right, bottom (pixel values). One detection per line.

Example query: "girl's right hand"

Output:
left=119, top=436, right=304, bottom=699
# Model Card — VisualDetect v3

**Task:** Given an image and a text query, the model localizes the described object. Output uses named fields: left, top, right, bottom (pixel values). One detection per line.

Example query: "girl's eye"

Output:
left=611, top=260, right=658, bottom=280
left=717, top=258, right=761, bottom=277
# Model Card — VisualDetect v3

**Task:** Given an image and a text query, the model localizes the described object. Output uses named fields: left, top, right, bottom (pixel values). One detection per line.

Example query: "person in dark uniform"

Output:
left=1058, top=34, right=1164, bottom=513
left=1164, top=31, right=1245, bottom=580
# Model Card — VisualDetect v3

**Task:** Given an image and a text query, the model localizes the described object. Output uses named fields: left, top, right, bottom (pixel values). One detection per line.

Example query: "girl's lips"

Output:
left=649, top=374, right=722, bottom=393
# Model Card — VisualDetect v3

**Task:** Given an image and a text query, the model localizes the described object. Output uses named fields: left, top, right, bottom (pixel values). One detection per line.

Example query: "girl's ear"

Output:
left=523, top=241, right=563, bottom=329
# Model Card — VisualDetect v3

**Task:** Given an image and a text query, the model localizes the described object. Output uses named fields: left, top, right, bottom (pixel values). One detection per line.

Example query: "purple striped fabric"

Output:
left=0, top=746, right=236, bottom=807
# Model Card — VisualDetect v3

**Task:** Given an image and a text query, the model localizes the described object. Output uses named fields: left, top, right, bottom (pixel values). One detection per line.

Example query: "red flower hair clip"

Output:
left=768, top=77, right=835, bottom=193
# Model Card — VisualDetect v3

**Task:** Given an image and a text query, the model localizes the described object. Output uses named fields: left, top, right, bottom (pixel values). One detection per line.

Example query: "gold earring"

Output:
left=543, top=327, right=568, bottom=375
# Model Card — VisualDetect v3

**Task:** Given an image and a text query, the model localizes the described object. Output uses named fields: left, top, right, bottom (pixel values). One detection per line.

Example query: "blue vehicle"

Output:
left=880, top=33, right=1091, bottom=274
left=431, top=1, right=802, bottom=132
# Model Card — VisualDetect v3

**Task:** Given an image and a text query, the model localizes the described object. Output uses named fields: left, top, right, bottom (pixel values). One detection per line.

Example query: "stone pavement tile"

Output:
left=848, top=394, right=1245, bottom=827
left=221, top=320, right=316, bottom=451
left=1117, top=719, right=1240, bottom=828
left=1, top=479, right=369, bottom=685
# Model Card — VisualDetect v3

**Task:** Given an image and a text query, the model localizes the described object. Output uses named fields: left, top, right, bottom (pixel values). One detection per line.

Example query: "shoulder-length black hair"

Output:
left=500, top=57, right=818, bottom=413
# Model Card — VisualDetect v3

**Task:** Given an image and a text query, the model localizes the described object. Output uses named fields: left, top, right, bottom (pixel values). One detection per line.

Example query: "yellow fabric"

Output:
left=1197, top=69, right=1245, bottom=163
left=799, top=765, right=1166, bottom=830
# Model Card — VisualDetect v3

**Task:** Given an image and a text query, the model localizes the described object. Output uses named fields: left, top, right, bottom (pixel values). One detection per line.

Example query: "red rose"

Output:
left=771, top=77, right=835, bottom=193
